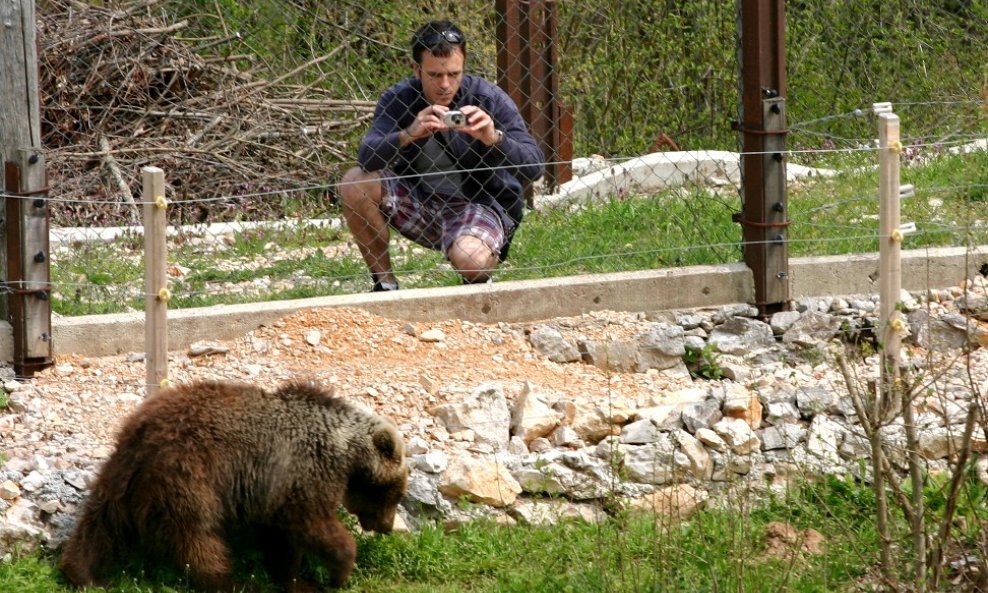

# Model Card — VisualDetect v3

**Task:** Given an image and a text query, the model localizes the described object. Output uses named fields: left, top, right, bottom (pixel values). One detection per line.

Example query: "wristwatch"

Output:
left=494, top=129, right=505, bottom=146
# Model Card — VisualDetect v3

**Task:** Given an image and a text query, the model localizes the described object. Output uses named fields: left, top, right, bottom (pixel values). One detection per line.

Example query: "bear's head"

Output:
left=344, top=419, right=409, bottom=533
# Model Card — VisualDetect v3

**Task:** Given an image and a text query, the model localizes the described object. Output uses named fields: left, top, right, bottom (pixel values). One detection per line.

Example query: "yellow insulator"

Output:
left=889, top=140, right=903, bottom=154
left=160, top=378, right=172, bottom=389
left=157, top=287, right=172, bottom=301
left=155, top=195, right=168, bottom=209
left=889, top=317, right=907, bottom=334
left=890, top=229, right=904, bottom=243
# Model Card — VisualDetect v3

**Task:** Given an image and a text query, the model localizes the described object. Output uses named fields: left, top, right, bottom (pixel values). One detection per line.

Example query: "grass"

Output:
left=47, top=148, right=988, bottom=316
left=2, top=476, right=887, bottom=593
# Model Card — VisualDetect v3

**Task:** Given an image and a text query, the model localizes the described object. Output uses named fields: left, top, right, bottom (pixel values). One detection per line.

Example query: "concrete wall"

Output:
left=3, top=245, right=986, bottom=360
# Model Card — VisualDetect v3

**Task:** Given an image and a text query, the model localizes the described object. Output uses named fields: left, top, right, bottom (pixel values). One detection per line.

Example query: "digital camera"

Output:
left=443, top=110, right=467, bottom=128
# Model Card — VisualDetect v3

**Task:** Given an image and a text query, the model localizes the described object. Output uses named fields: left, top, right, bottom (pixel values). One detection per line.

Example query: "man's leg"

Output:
left=448, top=235, right=499, bottom=283
left=339, top=167, right=398, bottom=288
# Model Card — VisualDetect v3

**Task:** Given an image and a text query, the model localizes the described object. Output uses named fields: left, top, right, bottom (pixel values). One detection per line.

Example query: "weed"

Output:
left=684, top=343, right=723, bottom=380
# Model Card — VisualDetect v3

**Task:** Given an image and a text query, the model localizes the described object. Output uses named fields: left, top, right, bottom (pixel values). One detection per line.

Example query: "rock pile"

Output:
left=2, top=283, right=988, bottom=556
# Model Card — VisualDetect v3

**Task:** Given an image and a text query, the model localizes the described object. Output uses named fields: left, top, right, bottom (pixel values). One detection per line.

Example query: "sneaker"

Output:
left=372, top=281, right=399, bottom=292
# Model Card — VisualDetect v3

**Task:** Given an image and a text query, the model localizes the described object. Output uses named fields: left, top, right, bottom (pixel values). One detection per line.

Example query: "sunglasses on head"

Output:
left=418, top=29, right=465, bottom=47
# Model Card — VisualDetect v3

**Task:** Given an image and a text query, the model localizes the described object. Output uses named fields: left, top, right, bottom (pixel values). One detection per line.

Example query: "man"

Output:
left=340, top=20, right=545, bottom=292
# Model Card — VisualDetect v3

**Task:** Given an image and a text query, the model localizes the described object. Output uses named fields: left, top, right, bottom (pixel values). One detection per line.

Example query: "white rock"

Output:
left=304, top=330, right=322, bottom=346
left=0, top=480, right=21, bottom=501
left=419, top=329, right=446, bottom=343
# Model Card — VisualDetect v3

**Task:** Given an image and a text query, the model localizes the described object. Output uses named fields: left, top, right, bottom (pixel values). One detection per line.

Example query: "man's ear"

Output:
left=411, top=61, right=421, bottom=80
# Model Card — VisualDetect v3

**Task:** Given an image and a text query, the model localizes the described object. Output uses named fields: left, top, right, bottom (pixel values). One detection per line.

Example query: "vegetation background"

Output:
left=161, top=0, right=987, bottom=158
left=34, top=0, right=988, bottom=310
left=2, top=2, right=987, bottom=592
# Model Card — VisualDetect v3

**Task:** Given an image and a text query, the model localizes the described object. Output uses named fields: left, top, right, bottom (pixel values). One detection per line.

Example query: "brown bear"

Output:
left=58, top=378, right=408, bottom=592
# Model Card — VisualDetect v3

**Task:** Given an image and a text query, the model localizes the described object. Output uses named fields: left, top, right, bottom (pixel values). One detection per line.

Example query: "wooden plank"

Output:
left=142, top=167, right=169, bottom=396
left=0, top=1, right=41, bottom=143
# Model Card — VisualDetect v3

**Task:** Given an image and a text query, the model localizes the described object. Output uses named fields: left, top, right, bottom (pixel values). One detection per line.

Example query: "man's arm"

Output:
left=357, top=89, right=407, bottom=172
left=480, top=85, right=545, bottom=183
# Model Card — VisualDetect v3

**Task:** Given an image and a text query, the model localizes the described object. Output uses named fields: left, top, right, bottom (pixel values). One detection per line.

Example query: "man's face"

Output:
left=413, top=48, right=464, bottom=107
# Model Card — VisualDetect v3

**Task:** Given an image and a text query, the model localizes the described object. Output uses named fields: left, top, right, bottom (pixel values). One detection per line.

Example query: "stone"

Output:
left=674, top=430, right=713, bottom=480
left=695, top=427, right=728, bottom=453
left=579, top=338, right=640, bottom=373
left=759, top=423, right=807, bottom=451
left=707, top=317, right=775, bottom=355
left=806, top=415, right=845, bottom=465
left=0, top=480, right=20, bottom=501
left=621, top=437, right=676, bottom=485
left=419, top=329, right=446, bottom=343
left=431, top=383, right=511, bottom=449
left=510, top=383, right=561, bottom=444
left=635, top=404, right=685, bottom=432
left=682, top=398, right=723, bottom=434
left=796, top=386, right=836, bottom=419
left=711, top=418, right=760, bottom=455
left=636, top=324, right=686, bottom=371
left=769, top=310, right=801, bottom=335
left=722, top=383, right=763, bottom=429
left=528, top=326, right=581, bottom=363
left=782, top=311, right=844, bottom=347
left=627, top=484, right=708, bottom=519
left=766, top=402, right=801, bottom=425
left=439, top=456, right=522, bottom=507
left=619, top=419, right=664, bottom=444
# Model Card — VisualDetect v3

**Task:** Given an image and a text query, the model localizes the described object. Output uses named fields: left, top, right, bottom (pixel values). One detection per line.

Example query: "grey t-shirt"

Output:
left=412, top=134, right=463, bottom=196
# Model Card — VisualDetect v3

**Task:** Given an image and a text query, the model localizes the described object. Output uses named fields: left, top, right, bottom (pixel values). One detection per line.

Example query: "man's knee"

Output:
left=339, top=168, right=381, bottom=207
left=449, top=235, right=499, bottom=280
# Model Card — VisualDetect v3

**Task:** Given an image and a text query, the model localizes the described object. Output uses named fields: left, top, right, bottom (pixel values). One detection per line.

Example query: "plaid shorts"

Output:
left=379, top=171, right=511, bottom=258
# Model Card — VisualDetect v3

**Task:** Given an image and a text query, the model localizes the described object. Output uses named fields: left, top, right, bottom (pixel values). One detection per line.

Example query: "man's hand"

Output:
left=402, top=105, right=448, bottom=144
left=403, top=105, right=501, bottom=147
left=455, top=105, right=501, bottom=146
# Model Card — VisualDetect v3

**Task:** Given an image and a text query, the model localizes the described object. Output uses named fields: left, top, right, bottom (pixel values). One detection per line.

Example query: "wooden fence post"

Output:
left=142, top=167, right=168, bottom=396
left=878, top=113, right=903, bottom=375
left=1, top=0, right=52, bottom=377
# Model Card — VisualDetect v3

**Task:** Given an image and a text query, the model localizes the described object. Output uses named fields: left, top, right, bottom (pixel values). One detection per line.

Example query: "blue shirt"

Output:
left=357, top=74, right=545, bottom=249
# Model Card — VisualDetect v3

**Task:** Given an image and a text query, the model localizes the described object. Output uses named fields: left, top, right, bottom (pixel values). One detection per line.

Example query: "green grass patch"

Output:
left=47, top=150, right=988, bottom=316
left=2, top=477, right=888, bottom=593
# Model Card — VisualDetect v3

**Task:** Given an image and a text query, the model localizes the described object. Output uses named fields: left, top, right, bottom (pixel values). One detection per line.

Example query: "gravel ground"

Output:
left=4, top=306, right=692, bottom=467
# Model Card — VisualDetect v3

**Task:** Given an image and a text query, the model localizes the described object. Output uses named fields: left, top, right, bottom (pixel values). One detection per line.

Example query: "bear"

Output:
left=58, top=378, right=409, bottom=592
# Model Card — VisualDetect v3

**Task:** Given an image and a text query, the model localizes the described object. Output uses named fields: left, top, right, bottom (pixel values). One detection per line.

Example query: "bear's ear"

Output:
left=372, top=423, right=404, bottom=463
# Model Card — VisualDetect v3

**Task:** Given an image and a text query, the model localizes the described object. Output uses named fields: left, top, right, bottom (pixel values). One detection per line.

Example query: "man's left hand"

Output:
left=456, top=106, right=501, bottom=146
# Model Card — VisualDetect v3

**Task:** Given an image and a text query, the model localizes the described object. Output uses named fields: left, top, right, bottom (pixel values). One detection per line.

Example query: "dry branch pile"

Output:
left=38, top=0, right=374, bottom=226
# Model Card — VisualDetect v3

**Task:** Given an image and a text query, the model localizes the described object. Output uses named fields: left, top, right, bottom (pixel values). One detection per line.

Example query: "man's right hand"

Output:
left=403, top=105, right=451, bottom=145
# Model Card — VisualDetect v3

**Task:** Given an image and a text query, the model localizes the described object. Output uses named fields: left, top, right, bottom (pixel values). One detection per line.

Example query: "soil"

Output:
left=19, top=307, right=691, bottom=460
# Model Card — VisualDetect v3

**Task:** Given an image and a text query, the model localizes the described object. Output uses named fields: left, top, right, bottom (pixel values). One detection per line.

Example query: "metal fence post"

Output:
left=737, top=0, right=789, bottom=317
left=4, top=150, right=53, bottom=377
left=495, top=0, right=572, bottom=197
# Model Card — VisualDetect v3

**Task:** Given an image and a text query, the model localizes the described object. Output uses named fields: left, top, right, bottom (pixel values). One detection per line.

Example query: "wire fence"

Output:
left=4, top=2, right=988, bottom=589
left=25, top=0, right=987, bottom=316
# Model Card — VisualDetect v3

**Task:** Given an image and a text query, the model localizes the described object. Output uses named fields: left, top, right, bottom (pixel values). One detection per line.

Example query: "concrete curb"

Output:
left=3, top=245, right=972, bottom=360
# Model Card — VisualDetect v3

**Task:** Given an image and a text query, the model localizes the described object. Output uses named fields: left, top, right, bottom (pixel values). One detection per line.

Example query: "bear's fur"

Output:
left=59, top=379, right=408, bottom=592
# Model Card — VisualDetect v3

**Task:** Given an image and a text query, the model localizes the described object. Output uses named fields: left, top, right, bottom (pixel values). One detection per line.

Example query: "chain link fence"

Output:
left=5, top=3, right=988, bottom=589
left=30, top=0, right=988, bottom=315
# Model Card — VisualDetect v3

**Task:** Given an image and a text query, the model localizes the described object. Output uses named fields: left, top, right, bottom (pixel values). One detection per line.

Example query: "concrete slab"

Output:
left=0, top=244, right=976, bottom=361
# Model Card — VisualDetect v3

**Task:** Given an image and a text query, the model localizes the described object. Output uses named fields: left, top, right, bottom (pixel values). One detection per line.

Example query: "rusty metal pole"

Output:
left=736, top=0, right=789, bottom=317
left=495, top=0, right=572, bottom=198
